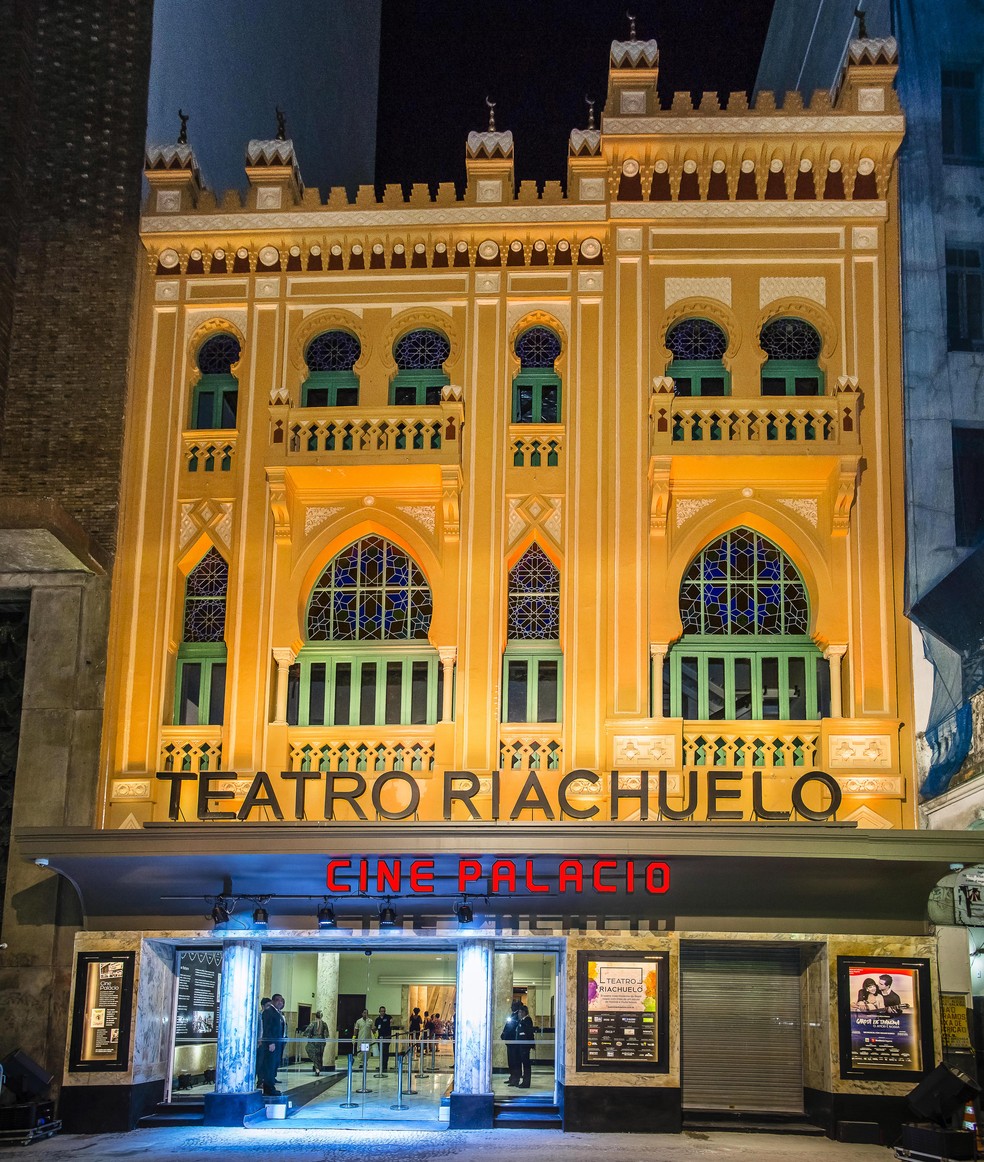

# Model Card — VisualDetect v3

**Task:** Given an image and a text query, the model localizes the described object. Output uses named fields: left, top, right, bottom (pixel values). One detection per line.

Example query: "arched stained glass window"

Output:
left=508, top=544, right=560, bottom=640
left=667, top=319, right=727, bottom=361
left=391, top=329, right=450, bottom=405
left=666, top=318, right=729, bottom=397
left=504, top=543, right=562, bottom=723
left=513, top=326, right=562, bottom=423
left=306, top=330, right=361, bottom=372
left=394, top=329, right=451, bottom=370
left=302, top=330, right=361, bottom=406
left=516, top=326, right=562, bottom=369
left=175, top=547, right=228, bottom=726
left=183, top=548, right=229, bottom=642
left=760, top=317, right=824, bottom=396
left=192, top=333, right=240, bottom=428
left=663, top=527, right=828, bottom=721
left=307, top=535, right=432, bottom=642
left=680, top=529, right=808, bottom=636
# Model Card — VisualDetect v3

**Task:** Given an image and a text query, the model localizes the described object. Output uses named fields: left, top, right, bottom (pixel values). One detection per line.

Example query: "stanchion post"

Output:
left=390, top=1051, right=409, bottom=1111
left=356, top=1046, right=373, bottom=1094
left=339, top=1052, right=358, bottom=1109
left=405, top=1044, right=418, bottom=1095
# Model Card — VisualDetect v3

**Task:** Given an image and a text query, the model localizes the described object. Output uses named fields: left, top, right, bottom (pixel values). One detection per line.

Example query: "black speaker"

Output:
left=0, top=1051, right=52, bottom=1101
left=907, top=1062, right=980, bottom=1128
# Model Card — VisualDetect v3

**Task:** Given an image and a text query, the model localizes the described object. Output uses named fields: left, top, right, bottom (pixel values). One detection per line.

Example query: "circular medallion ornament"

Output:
left=580, top=237, right=602, bottom=260
left=393, top=243, right=405, bottom=254
left=654, top=159, right=668, bottom=173
left=556, top=239, right=570, bottom=252
left=159, top=248, right=179, bottom=268
left=621, top=158, right=640, bottom=177
left=190, top=248, right=202, bottom=261
left=258, top=245, right=280, bottom=267
left=351, top=243, right=363, bottom=255
left=436, top=242, right=448, bottom=253
left=683, top=159, right=697, bottom=174
left=740, top=159, right=755, bottom=173
left=289, top=244, right=301, bottom=257
left=510, top=240, right=523, bottom=252
left=413, top=242, right=426, bottom=254
left=456, top=240, right=468, bottom=252
left=828, top=158, right=842, bottom=172
left=712, top=159, right=725, bottom=173
left=533, top=239, right=546, bottom=252
left=330, top=244, right=342, bottom=256
left=310, top=244, right=322, bottom=256
left=372, top=242, right=384, bottom=255
left=857, top=157, right=875, bottom=175
left=799, top=158, right=813, bottom=172
left=478, top=240, right=500, bottom=260
left=213, top=248, right=226, bottom=261
left=769, top=158, right=784, bottom=173
left=236, top=247, right=249, bottom=259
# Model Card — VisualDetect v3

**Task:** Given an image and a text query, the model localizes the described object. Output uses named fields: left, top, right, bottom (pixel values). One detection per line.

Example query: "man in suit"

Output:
left=258, top=993, right=287, bottom=1095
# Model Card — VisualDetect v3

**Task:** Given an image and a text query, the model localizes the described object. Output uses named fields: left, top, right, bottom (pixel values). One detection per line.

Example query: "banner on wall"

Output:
left=576, top=950, right=669, bottom=1072
left=837, top=956, right=933, bottom=1081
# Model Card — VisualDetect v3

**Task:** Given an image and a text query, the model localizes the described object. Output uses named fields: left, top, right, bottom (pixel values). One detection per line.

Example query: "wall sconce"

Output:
left=378, top=900, right=398, bottom=928
left=317, top=902, right=336, bottom=930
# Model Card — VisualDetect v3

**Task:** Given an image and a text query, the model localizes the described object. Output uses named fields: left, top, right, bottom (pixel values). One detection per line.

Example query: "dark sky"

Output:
left=376, top=0, right=777, bottom=190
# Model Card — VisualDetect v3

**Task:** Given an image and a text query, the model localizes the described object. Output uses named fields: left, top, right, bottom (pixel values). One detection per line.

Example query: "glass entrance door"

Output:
left=258, top=948, right=457, bottom=1124
left=493, top=950, right=559, bottom=1098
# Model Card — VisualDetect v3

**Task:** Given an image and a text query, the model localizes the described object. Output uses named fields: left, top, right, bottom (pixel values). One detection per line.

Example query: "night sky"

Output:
left=376, top=0, right=776, bottom=191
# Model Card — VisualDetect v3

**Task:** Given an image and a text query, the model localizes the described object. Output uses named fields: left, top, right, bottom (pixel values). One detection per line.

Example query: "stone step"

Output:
left=684, top=1117, right=825, bottom=1136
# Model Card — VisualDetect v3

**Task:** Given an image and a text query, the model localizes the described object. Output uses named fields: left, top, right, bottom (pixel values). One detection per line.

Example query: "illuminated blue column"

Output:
left=451, top=938, right=494, bottom=1128
left=202, top=939, right=265, bottom=1125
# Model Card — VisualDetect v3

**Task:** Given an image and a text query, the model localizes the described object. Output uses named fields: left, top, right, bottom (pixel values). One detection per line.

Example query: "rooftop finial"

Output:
left=585, top=95, right=596, bottom=131
left=275, top=106, right=287, bottom=141
left=485, top=96, right=496, bottom=133
left=854, top=4, right=868, bottom=38
left=626, top=10, right=637, bottom=40
left=177, top=109, right=189, bottom=146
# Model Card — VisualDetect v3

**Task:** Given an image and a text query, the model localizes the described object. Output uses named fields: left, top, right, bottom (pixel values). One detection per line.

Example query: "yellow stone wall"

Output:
left=102, top=55, right=912, bottom=833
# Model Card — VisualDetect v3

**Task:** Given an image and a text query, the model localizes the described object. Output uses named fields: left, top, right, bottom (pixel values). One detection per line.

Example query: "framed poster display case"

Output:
left=68, top=951, right=135, bottom=1072
left=836, top=955, right=934, bottom=1081
left=576, top=950, right=669, bottom=1072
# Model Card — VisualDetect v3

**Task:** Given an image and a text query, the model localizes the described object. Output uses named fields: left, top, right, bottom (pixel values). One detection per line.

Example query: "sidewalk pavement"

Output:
left=10, top=1127, right=892, bottom=1161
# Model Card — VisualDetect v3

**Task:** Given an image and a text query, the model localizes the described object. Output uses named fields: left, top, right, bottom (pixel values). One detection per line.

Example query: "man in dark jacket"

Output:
left=514, top=1004, right=535, bottom=1088
left=373, top=1005, right=394, bottom=1075
left=258, top=993, right=287, bottom=1095
left=501, top=999, right=521, bottom=1085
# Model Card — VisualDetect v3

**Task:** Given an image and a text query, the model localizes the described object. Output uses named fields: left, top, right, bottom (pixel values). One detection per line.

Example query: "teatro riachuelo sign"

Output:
left=154, top=766, right=843, bottom=823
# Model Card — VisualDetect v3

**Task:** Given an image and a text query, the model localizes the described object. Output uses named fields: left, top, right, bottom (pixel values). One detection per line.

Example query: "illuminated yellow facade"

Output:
left=103, top=39, right=913, bottom=833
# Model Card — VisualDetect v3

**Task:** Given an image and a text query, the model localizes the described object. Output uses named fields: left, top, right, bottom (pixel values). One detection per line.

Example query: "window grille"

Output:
left=508, top=544, right=560, bottom=640
left=394, top=329, right=450, bottom=370
left=176, top=548, right=228, bottom=726
left=760, top=318, right=821, bottom=361
left=197, top=334, right=241, bottom=375
left=667, top=318, right=727, bottom=361
left=307, top=535, right=432, bottom=642
left=305, top=330, right=361, bottom=372
left=516, top=326, right=562, bottom=368
left=512, top=327, right=562, bottom=423
left=183, top=548, right=228, bottom=642
left=760, top=318, right=823, bottom=396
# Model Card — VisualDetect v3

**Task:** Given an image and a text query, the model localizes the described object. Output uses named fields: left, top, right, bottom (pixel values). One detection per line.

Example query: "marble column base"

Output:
left=449, top=1092, right=494, bottom=1129
left=203, top=1089, right=265, bottom=1126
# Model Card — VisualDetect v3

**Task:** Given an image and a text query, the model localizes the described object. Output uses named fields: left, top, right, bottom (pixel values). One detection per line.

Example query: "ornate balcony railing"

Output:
left=287, top=729, right=436, bottom=773
left=682, top=724, right=820, bottom=769
left=509, top=424, right=564, bottom=468
left=650, top=380, right=861, bottom=453
left=499, top=729, right=564, bottom=771
left=160, top=728, right=223, bottom=771
left=269, top=388, right=464, bottom=466
left=181, top=432, right=237, bottom=473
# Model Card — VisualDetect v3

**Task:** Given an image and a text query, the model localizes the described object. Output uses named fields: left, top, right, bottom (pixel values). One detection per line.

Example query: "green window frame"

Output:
left=191, top=373, right=238, bottom=429
left=760, top=360, right=824, bottom=397
left=390, top=369, right=448, bottom=406
left=661, top=639, right=829, bottom=720
left=512, top=369, right=562, bottom=423
left=288, top=647, right=442, bottom=727
left=670, top=359, right=731, bottom=397
left=174, top=643, right=227, bottom=725
left=502, top=645, right=562, bottom=723
left=302, top=370, right=359, bottom=408
left=760, top=317, right=824, bottom=396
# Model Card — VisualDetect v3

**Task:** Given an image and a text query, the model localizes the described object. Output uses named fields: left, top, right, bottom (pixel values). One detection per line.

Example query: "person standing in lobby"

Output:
left=373, top=1005, right=393, bottom=1076
left=515, top=1004, right=535, bottom=1088
left=258, top=993, right=287, bottom=1096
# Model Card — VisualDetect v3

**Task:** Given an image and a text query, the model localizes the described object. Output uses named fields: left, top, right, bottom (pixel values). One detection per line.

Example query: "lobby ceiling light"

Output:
left=317, top=902, right=336, bottom=930
left=252, top=906, right=269, bottom=928
left=378, top=900, right=398, bottom=928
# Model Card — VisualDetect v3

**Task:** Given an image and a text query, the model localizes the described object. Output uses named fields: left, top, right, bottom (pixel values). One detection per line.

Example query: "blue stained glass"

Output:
left=515, top=326, right=562, bottom=368
left=308, top=535, right=432, bottom=641
left=680, top=528, right=809, bottom=635
left=760, top=317, right=821, bottom=360
left=184, top=548, right=228, bottom=642
left=197, top=334, right=241, bottom=375
left=306, top=330, right=361, bottom=372
left=508, top=544, right=560, bottom=640
left=394, top=329, right=450, bottom=370
left=666, top=318, right=727, bottom=361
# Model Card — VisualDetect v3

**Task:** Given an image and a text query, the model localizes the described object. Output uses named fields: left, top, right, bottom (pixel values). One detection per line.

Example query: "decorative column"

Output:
left=824, top=644, right=848, bottom=719
left=203, top=939, right=264, bottom=1124
left=451, top=938, right=495, bottom=1128
left=492, top=950, right=514, bottom=1071
left=271, top=647, right=296, bottom=725
left=316, top=952, right=340, bottom=1067
left=438, top=646, right=457, bottom=722
left=650, top=642, right=668, bottom=718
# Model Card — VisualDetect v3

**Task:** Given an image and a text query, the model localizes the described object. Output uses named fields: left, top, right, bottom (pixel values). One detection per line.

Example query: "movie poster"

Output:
left=577, top=951, right=668, bottom=1072
left=837, top=957, right=932, bottom=1081
left=69, top=951, right=135, bottom=1071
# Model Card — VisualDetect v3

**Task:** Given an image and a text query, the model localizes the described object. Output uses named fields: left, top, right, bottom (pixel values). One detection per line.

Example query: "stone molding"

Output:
left=604, top=114, right=904, bottom=135
left=827, top=735, right=893, bottom=767
left=612, top=734, right=677, bottom=765
left=665, top=276, right=731, bottom=308
left=760, top=277, right=826, bottom=308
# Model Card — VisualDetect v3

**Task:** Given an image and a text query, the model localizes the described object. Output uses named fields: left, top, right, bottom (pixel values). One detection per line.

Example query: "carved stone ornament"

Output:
left=112, top=780, right=151, bottom=799
left=397, top=505, right=437, bottom=534
left=305, top=506, right=343, bottom=535
left=665, top=277, right=732, bottom=308
left=834, top=775, right=902, bottom=796
left=612, top=735, right=677, bottom=765
left=778, top=498, right=818, bottom=527
left=842, top=804, right=893, bottom=829
left=759, top=277, right=826, bottom=308
left=179, top=499, right=234, bottom=551
left=827, top=735, right=892, bottom=767
left=675, top=498, right=714, bottom=527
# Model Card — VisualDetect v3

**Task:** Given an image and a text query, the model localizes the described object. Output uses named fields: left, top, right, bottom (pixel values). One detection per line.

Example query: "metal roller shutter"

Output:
left=681, top=943, right=804, bottom=1114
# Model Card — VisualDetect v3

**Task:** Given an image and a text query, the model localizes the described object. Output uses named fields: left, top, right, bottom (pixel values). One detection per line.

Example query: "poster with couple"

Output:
left=837, top=957, right=933, bottom=1081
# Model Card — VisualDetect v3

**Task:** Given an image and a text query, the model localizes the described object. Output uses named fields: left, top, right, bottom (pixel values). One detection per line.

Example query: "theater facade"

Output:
left=20, top=29, right=984, bottom=1138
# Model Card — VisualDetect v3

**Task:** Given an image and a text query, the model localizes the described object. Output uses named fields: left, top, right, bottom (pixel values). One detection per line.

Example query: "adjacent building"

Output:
left=16, top=22, right=984, bottom=1140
